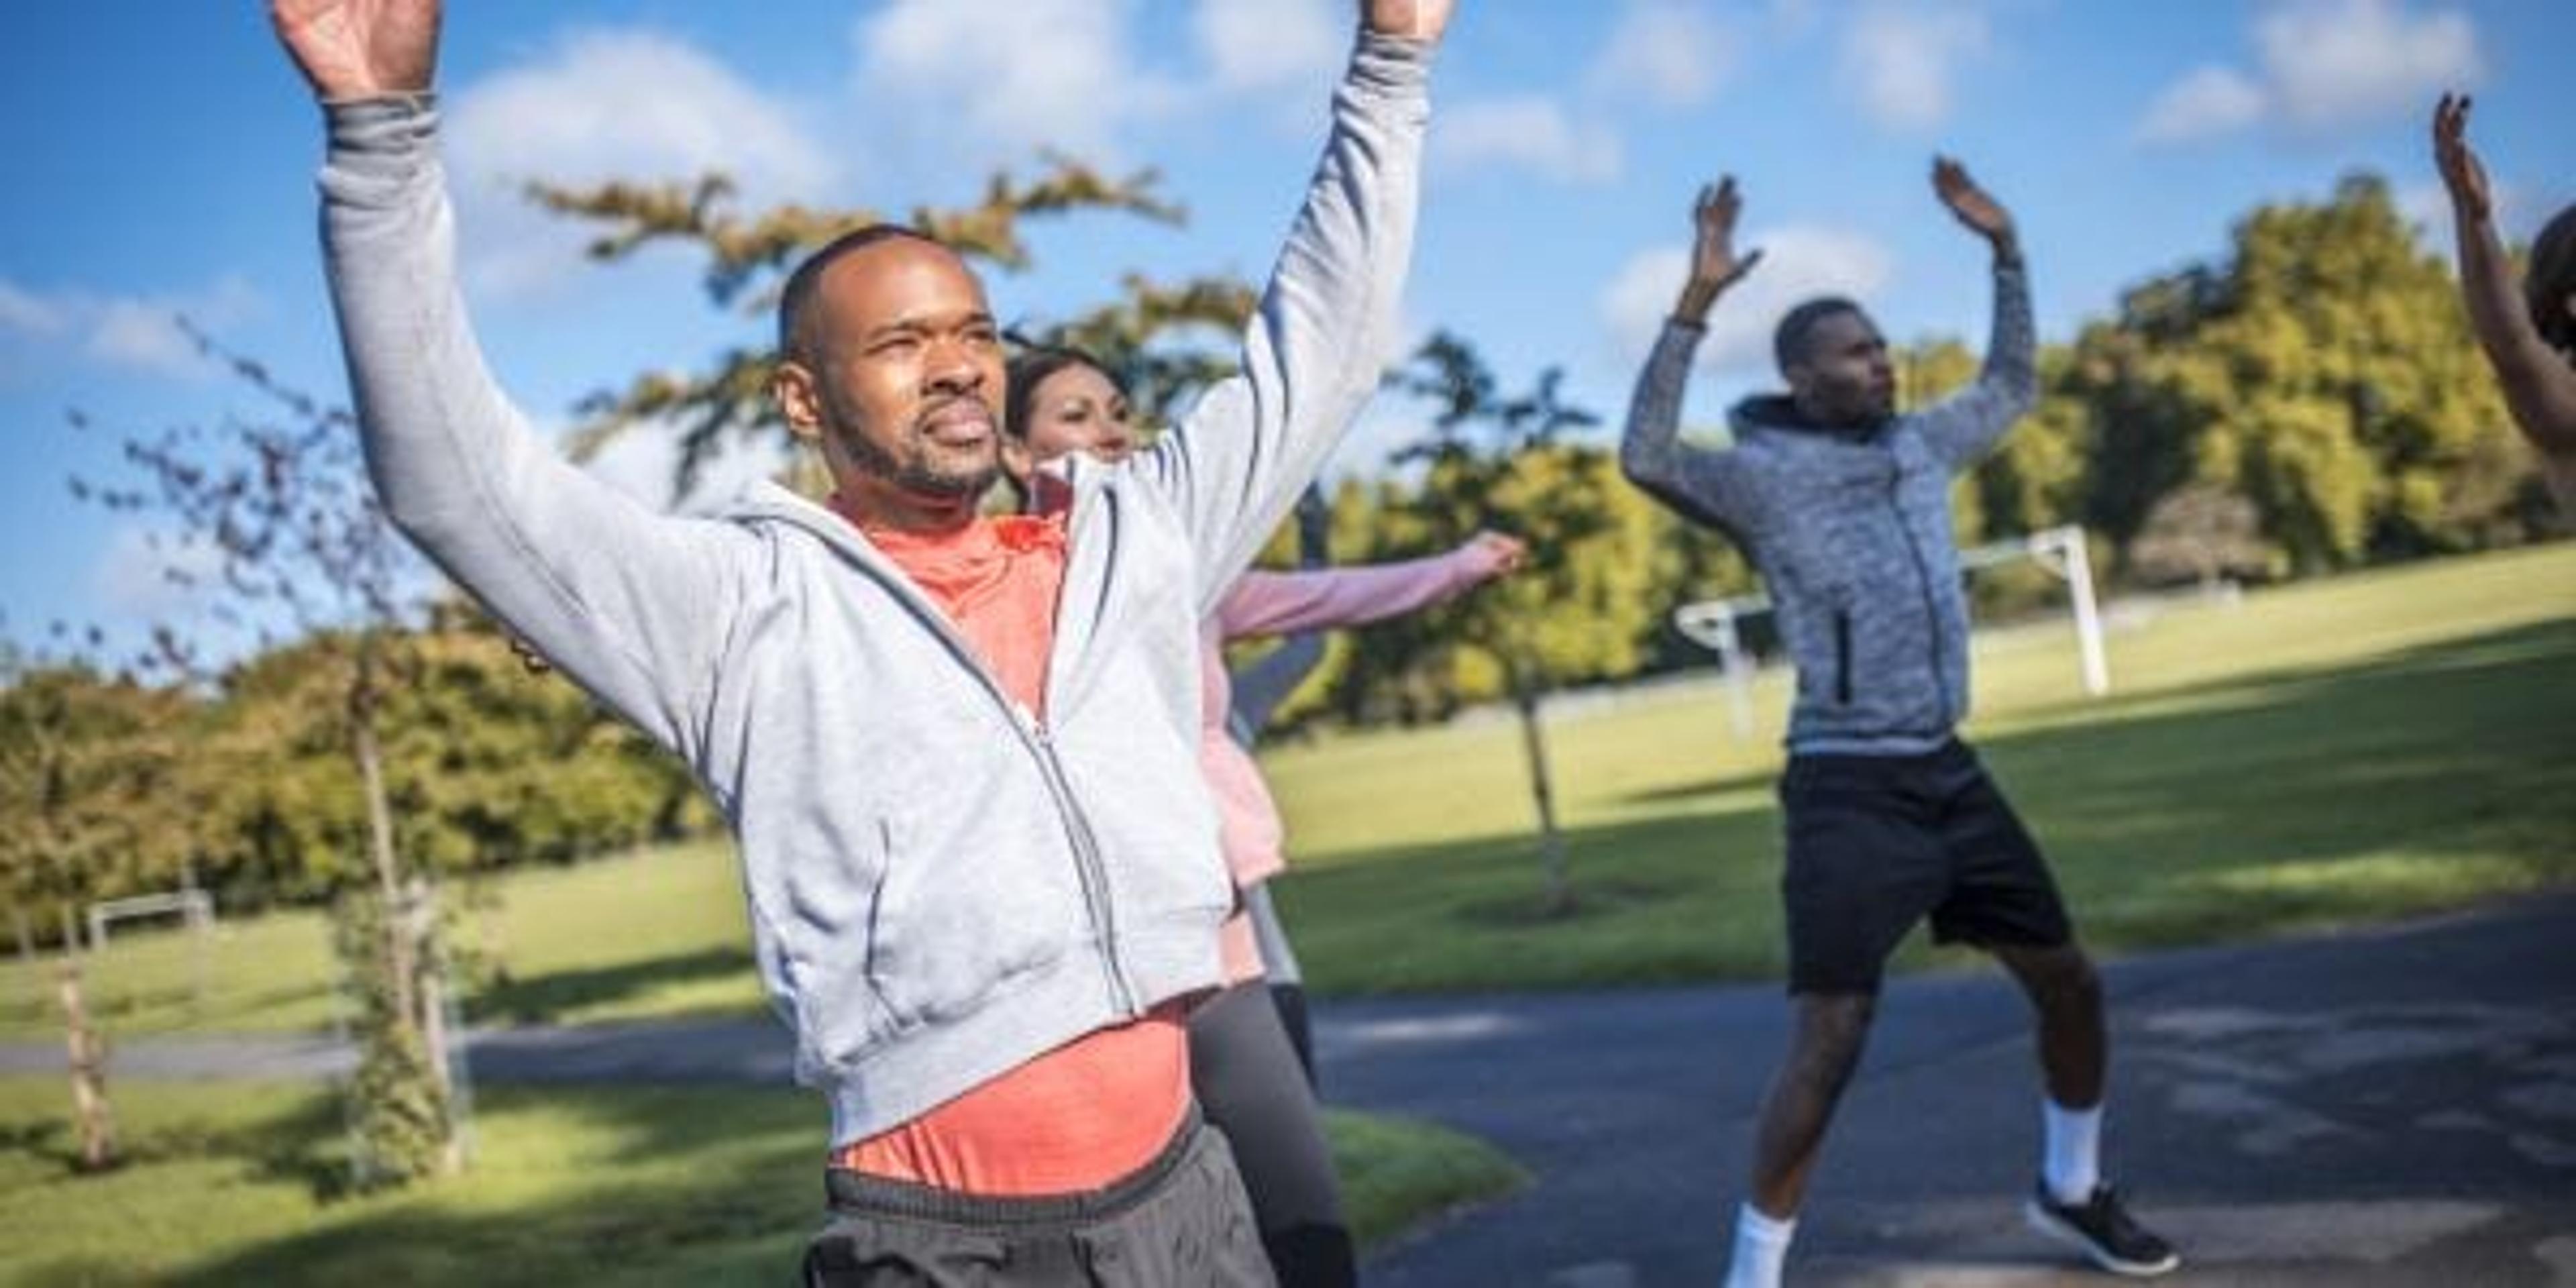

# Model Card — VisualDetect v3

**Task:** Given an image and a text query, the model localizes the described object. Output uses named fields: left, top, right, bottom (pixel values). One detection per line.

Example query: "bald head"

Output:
left=777, top=223, right=951, bottom=365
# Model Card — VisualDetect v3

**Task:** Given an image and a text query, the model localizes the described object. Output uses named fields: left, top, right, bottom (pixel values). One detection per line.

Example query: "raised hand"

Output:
left=1364, top=0, right=1454, bottom=44
left=1677, top=176, right=1762, bottom=321
left=1463, top=530, right=1527, bottom=578
left=1933, top=156, right=2016, bottom=251
left=271, top=0, right=441, bottom=101
left=2432, top=93, right=2493, bottom=223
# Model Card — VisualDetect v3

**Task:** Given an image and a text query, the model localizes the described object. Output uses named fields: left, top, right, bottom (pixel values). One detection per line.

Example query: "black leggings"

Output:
left=1270, top=981, right=1318, bottom=1090
left=1189, top=981, right=1354, bottom=1287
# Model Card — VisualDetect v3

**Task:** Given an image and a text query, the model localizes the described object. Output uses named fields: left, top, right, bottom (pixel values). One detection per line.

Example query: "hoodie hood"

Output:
left=1729, top=393, right=1888, bottom=440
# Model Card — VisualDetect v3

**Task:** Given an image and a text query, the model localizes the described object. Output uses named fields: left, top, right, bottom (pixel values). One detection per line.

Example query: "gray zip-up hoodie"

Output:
left=1620, top=254, right=2033, bottom=755
left=314, top=36, right=1429, bottom=1145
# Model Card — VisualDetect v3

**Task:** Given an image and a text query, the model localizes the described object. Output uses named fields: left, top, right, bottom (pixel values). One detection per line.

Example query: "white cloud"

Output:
left=1193, top=0, right=1342, bottom=95
left=1839, top=0, right=1990, bottom=132
left=1601, top=225, right=1894, bottom=376
left=1588, top=0, right=1734, bottom=109
left=0, top=280, right=66, bottom=336
left=2257, top=0, right=2480, bottom=129
left=2134, top=0, right=2481, bottom=145
left=2137, top=66, right=2269, bottom=144
left=1434, top=97, right=1624, bottom=186
left=447, top=28, right=835, bottom=299
left=0, top=275, right=262, bottom=382
left=854, top=0, right=1179, bottom=173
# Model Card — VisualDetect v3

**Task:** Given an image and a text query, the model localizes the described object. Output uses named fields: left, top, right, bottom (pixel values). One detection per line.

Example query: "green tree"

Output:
left=2056, top=174, right=2535, bottom=576
left=73, top=330, right=465, bottom=1185
left=0, top=643, right=193, bottom=1172
left=527, top=159, right=1256, bottom=494
left=1377, top=331, right=1605, bottom=912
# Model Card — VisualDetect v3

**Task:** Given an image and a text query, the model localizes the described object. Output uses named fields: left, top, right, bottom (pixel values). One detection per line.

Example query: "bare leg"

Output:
left=1748, top=990, right=1878, bottom=1217
left=1992, top=941, right=2104, bottom=1108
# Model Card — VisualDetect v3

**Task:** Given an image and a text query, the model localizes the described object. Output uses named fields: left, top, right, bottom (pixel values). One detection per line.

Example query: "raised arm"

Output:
left=280, top=0, right=747, bottom=753
left=2435, top=94, right=2576, bottom=482
left=1216, top=531, right=1521, bottom=640
left=1133, top=0, right=1446, bottom=615
left=1620, top=176, right=1764, bottom=531
left=1915, top=156, right=2036, bottom=470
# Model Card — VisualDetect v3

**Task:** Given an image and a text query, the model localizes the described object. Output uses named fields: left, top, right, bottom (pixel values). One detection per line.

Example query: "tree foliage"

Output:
left=71, top=327, right=470, bottom=1183
left=2049, top=175, right=2536, bottom=574
left=528, top=158, right=1253, bottom=494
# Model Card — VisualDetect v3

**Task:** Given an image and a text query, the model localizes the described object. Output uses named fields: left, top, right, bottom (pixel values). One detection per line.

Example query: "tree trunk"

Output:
left=415, top=908, right=465, bottom=1178
left=56, top=953, right=115, bottom=1172
left=1511, top=666, right=1575, bottom=917
left=345, top=639, right=462, bottom=1179
left=353, top=712, right=415, bottom=1029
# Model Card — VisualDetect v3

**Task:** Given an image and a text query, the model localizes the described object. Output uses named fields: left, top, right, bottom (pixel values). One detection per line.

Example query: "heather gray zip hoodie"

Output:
left=314, top=35, right=1428, bottom=1145
left=1621, top=254, right=2033, bottom=755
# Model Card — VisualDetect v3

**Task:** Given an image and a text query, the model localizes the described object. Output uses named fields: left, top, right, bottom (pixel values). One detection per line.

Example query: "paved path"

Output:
left=7, top=896, right=2571, bottom=1285
left=1326, top=893, right=2576, bottom=1287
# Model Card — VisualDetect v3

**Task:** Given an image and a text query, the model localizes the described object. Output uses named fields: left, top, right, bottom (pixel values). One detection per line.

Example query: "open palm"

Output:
left=1690, top=176, right=1764, bottom=292
left=2432, top=93, right=2492, bottom=222
left=1933, top=156, right=2015, bottom=246
left=271, top=0, right=440, bottom=100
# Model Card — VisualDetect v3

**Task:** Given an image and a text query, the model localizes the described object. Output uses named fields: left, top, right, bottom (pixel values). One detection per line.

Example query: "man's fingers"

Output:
left=1726, top=247, right=1766, bottom=286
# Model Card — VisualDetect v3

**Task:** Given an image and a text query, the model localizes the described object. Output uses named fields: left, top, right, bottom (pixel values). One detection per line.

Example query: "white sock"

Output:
left=1725, top=1202, right=1796, bottom=1288
left=2043, top=1099, right=2102, bottom=1205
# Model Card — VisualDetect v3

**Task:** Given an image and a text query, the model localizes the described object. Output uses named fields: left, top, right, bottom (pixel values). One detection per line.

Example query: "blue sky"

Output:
left=3, top=0, right=2569, bottom=661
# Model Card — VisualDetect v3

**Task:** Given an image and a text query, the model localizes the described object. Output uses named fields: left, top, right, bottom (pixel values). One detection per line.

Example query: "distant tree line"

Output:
left=5, top=170, right=2553, bottom=939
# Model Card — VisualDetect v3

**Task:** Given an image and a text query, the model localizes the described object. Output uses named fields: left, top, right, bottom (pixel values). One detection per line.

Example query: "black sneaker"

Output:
left=2025, top=1181, right=2180, bottom=1277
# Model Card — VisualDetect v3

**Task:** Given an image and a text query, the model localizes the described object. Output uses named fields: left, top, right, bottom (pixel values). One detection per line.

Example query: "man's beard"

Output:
left=826, top=395, right=1000, bottom=500
left=839, top=427, right=1000, bottom=498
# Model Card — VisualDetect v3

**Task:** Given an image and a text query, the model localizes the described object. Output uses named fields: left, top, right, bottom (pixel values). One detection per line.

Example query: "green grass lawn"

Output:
left=0, top=1077, right=1521, bottom=1287
left=5, top=543, right=2571, bottom=1033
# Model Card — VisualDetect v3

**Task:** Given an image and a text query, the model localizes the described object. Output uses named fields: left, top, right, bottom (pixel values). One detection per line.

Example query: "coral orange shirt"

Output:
left=830, top=506, right=1190, bottom=1195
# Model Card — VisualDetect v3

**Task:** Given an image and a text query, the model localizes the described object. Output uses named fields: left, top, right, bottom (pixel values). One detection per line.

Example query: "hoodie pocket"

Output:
left=859, top=812, right=1069, bottom=1036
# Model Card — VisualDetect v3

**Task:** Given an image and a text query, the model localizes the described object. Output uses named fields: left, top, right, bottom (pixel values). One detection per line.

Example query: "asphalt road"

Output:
left=7, top=894, right=2570, bottom=1285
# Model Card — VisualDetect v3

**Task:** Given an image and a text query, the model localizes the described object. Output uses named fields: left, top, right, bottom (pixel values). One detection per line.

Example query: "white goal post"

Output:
left=1674, top=524, right=2109, bottom=741
left=85, top=890, right=216, bottom=953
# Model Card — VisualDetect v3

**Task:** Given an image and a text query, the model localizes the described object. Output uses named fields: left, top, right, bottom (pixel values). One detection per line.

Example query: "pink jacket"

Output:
left=1203, top=541, right=1511, bottom=980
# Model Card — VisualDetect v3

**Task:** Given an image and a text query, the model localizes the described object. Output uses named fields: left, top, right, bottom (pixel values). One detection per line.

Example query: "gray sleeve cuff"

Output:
left=322, top=94, right=439, bottom=191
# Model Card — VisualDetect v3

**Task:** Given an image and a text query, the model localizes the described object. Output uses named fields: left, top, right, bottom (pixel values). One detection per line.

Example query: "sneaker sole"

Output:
left=2023, top=1199, right=2182, bottom=1278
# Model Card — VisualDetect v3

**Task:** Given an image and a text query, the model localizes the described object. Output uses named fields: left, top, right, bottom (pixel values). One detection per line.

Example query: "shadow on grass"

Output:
left=2, top=1087, right=824, bottom=1288
left=1283, top=619, right=2576, bottom=996
left=0, top=1078, right=349, bottom=1195
left=470, top=946, right=753, bottom=1027
left=112, top=1087, right=1513, bottom=1287
left=1613, top=764, right=1782, bottom=808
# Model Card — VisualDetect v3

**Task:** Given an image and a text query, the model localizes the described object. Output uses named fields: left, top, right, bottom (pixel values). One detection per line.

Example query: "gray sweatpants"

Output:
left=803, top=1106, right=1275, bottom=1286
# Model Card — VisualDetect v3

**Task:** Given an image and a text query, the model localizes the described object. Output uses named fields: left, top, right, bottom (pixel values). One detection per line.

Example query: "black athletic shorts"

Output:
left=1778, top=738, right=2074, bottom=995
left=804, top=1104, right=1275, bottom=1286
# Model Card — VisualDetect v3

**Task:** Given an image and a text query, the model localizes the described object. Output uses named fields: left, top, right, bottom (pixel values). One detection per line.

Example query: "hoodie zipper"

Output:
left=740, top=494, right=1144, bottom=1018
left=1021, top=711, right=1140, bottom=1014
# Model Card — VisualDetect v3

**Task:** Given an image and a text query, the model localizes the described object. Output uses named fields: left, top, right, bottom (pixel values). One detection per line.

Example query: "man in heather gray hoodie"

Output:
left=272, top=0, right=1446, bottom=1281
left=1621, top=168, right=2178, bottom=1285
